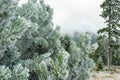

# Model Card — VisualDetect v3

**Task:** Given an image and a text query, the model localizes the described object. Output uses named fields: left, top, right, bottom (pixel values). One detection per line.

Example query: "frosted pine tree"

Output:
left=17, top=0, right=61, bottom=59
left=66, top=33, right=97, bottom=80
left=0, top=0, right=30, bottom=79
left=0, top=0, right=98, bottom=79
left=16, top=0, right=69, bottom=79
left=0, top=65, right=11, bottom=80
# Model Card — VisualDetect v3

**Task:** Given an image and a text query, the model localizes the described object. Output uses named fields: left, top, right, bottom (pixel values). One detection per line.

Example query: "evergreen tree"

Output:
left=67, top=33, right=97, bottom=80
left=0, top=0, right=30, bottom=79
left=96, top=56, right=104, bottom=71
left=16, top=0, right=68, bottom=79
left=0, top=0, right=97, bottom=79
left=17, top=0, right=61, bottom=59
left=98, top=0, right=120, bottom=70
left=60, top=35, right=71, bottom=53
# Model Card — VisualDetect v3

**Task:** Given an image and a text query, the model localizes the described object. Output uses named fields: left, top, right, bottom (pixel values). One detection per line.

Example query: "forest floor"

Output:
left=91, top=66, right=120, bottom=80
left=91, top=71, right=120, bottom=80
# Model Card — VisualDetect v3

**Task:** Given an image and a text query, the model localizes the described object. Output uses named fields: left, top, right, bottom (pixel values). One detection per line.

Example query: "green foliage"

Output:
left=21, top=53, right=51, bottom=80
left=0, top=0, right=29, bottom=69
left=50, top=51, right=69, bottom=80
left=22, top=51, right=69, bottom=80
left=96, top=57, right=103, bottom=71
left=67, top=33, right=97, bottom=80
left=16, top=0, right=61, bottom=60
left=0, top=65, right=11, bottom=80
left=31, top=53, right=51, bottom=80
left=60, top=35, right=71, bottom=52
left=12, top=64, right=29, bottom=80
left=0, top=64, right=29, bottom=80
left=97, top=0, right=120, bottom=69
left=34, top=61, right=49, bottom=80
left=0, top=0, right=96, bottom=79
left=0, top=0, right=18, bottom=23
left=77, top=56, right=95, bottom=80
left=77, top=32, right=98, bottom=55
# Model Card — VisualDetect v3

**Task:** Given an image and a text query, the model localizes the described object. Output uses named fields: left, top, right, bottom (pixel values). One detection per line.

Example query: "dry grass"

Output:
left=91, top=71, right=120, bottom=80
left=91, top=66, right=120, bottom=80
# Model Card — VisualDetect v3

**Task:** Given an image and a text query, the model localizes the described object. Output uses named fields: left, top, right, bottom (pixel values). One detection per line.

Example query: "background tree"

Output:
left=65, top=33, right=97, bottom=80
left=98, top=0, right=120, bottom=71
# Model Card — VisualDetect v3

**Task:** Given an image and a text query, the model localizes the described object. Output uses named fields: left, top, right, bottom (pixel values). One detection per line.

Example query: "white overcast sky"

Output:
left=19, top=0, right=105, bottom=34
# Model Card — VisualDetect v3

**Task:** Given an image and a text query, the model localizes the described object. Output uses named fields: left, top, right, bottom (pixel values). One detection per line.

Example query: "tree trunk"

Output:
left=108, top=0, right=112, bottom=72
left=106, top=46, right=110, bottom=71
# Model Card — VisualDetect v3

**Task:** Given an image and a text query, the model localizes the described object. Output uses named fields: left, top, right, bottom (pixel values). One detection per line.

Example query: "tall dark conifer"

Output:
left=98, top=0, right=120, bottom=71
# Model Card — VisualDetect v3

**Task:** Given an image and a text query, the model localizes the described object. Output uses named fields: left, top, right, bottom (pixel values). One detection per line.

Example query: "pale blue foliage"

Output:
left=21, top=51, right=69, bottom=80
left=0, top=0, right=18, bottom=25
left=67, top=33, right=97, bottom=80
left=77, top=32, right=98, bottom=55
left=16, top=0, right=62, bottom=61
left=12, top=64, right=29, bottom=80
left=0, top=0, right=97, bottom=79
left=0, top=0, right=30, bottom=79
left=21, top=53, right=52, bottom=80
left=50, top=51, right=69, bottom=80
left=34, top=61, right=49, bottom=80
left=0, top=0, right=29, bottom=67
left=73, top=56, right=95, bottom=80
left=0, top=65, right=11, bottom=80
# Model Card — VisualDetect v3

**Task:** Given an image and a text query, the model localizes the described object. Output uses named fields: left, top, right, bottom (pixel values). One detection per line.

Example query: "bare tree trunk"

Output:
left=108, top=51, right=110, bottom=71
left=108, top=0, right=112, bottom=72
left=107, top=47, right=111, bottom=71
